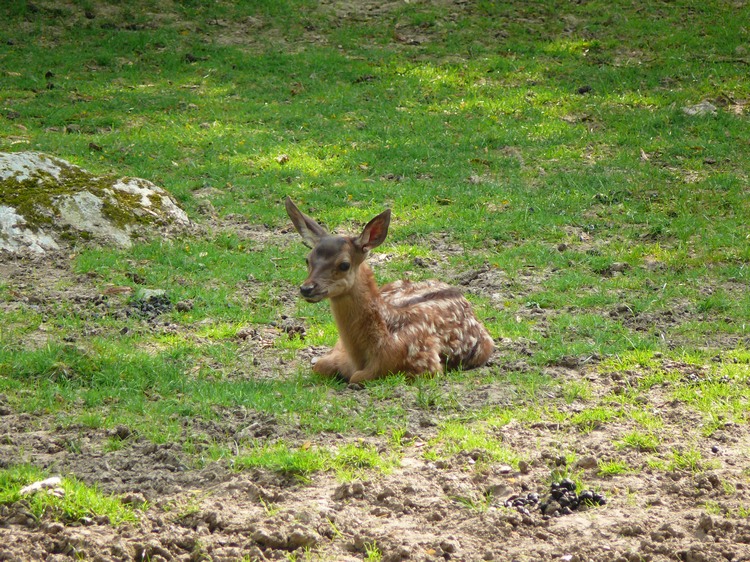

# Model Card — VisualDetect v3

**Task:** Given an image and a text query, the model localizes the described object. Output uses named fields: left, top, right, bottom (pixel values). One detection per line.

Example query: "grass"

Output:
left=231, top=439, right=397, bottom=481
left=0, top=465, right=140, bottom=525
left=616, top=430, right=660, bottom=453
left=0, top=0, right=749, bottom=524
left=597, top=459, right=634, bottom=477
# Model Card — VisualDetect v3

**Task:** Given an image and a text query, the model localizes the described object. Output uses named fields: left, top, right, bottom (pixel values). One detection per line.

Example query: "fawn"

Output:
left=285, top=197, right=494, bottom=383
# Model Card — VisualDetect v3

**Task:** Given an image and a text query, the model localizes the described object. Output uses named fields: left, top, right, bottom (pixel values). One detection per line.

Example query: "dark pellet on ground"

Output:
left=505, top=481, right=606, bottom=518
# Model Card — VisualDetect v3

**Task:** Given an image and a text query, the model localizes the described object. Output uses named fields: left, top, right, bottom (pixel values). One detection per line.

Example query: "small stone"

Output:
left=111, top=425, right=132, bottom=440
left=440, top=539, right=459, bottom=554
left=559, top=478, right=576, bottom=491
left=350, top=481, right=365, bottom=497
left=175, top=300, right=193, bottom=312
left=45, top=522, right=65, bottom=534
left=19, top=476, right=62, bottom=496
left=287, top=527, right=319, bottom=549
left=574, top=456, right=598, bottom=470
left=120, top=492, right=147, bottom=506
left=543, top=500, right=561, bottom=516
left=698, top=513, right=714, bottom=533
left=251, top=528, right=287, bottom=549
left=683, top=101, right=717, bottom=116
left=518, top=460, right=531, bottom=474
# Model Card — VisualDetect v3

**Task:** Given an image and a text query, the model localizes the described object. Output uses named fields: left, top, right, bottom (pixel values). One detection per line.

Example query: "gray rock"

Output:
left=251, top=527, right=288, bottom=549
left=574, top=456, right=598, bottom=470
left=683, top=101, right=717, bottom=116
left=0, top=151, right=190, bottom=255
left=287, top=526, right=319, bottom=549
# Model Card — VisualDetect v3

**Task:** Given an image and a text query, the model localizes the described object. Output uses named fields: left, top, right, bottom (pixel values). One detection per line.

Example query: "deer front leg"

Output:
left=312, top=341, right=355, bottom=380
left=348, top=365, right=382, bottom=384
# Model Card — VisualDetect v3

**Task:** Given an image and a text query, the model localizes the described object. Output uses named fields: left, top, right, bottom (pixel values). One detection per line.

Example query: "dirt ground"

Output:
left=1, top=241, right=750, bottom=562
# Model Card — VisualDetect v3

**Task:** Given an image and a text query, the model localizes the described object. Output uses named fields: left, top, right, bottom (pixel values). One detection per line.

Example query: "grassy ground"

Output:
left=1, top=1, right=750, bottom=558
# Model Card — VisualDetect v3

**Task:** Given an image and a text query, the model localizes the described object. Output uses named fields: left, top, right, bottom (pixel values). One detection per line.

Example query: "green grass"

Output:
left=616, top=431, right=660, bottom=453
left=0, top=465, right=140, bottom=525
left=597, top=459, right=634, bottom=477
left=427, top=420, right=521, bottom=467
left=0, top=0, right=749, bottom=511
left=231, top=440, right=397, bottom=481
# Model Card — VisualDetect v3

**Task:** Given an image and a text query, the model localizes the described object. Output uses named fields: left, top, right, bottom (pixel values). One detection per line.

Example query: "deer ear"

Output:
left=355, top=209, right=391, bottom=253
left=285, top=197, right=328, bottom=248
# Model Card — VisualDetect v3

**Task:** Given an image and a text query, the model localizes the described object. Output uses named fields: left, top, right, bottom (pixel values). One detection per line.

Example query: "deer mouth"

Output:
left=303, top=293, right=327, bottom=303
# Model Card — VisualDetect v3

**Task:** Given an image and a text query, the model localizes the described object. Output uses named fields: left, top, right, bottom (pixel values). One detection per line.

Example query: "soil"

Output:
left=2, top=242, right=750, bottom=562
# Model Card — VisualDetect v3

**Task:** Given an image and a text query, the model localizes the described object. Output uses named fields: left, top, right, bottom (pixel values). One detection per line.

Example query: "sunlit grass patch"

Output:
left=332, top=441, right=399, bottom=481
left=597, top=459, right=635, bottom=477
left=0, top=465, right=141, bottom=525
left=667, top=448, right=713, bottom=474
left=561, top=379, right=593, bottom=403
left=646, top=447, right=720, bottom=475
left=570, top=406, right=623, bottom=433
left=616, top=430, right=660, bottom=453
left=230, top=440, right=398, bottom=481
left=426, top=420, right=521, bottom=467
left=232, top=441, right=328, bottom=479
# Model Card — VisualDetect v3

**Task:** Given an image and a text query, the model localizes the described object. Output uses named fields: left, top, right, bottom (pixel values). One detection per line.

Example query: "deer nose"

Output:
left=300, top=283, right=316, bottom=298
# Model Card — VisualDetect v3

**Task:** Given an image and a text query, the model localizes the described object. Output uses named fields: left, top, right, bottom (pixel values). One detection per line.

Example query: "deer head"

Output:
left=285, top=197, right=390, bottom=302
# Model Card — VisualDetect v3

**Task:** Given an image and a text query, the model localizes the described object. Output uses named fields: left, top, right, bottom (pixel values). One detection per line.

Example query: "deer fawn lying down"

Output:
left=285, top=197, right=494, bottom=383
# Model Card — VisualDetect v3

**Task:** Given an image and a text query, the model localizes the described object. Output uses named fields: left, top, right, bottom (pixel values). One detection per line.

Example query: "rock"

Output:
left=109, top=424, right=132, bottom=440
left=683, top=101, right=717, bottom=116
left=542, top=500, right=561, bottom=516
left=0, top=151, right=190, bottom=255
left=251, top=527, right=288, bottom=549
left=287, top=526, right=319, bottom=549
left=678, top=548, right=710, bottom=562
left=176, top=300, right=194, bottom=312
left=120, top=492, right=147, bottom=506
left=19, top=476, right=62, bottom=496
left=574, top=456, right=598, bottom=470
left=440, top=539, right=459, bottom=553
left=698, top=513, right=715, bottom=533
left=44, top=522, right=65, bottom=535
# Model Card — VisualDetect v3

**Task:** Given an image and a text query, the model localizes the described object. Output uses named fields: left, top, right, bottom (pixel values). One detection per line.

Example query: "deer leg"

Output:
left=348, top=365, right=381, bottom=384
left=312, top=341, right=355, bottom=380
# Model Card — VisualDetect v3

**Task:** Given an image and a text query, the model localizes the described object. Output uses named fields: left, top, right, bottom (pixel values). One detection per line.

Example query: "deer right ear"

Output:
left=355, top=209, right=391, bottom=253
left=285, top=197, right=328, bottom=248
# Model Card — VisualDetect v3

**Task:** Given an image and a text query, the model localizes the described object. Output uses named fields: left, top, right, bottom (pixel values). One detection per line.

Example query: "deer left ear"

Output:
left=285, top=196, right=328, bottom=248
left=355, top=209, right=391, bottom=252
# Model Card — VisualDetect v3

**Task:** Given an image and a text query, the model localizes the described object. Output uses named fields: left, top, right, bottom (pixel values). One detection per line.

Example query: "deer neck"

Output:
left=329, top=263, right=388, bottom=365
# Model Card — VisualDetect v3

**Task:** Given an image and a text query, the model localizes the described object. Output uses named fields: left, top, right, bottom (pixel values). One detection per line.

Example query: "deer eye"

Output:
left=338, top=262, right=350, bottom=272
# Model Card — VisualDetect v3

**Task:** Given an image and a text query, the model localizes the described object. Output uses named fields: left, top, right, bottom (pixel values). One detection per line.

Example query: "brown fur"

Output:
left=285, top=197, right=494, bottom=383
